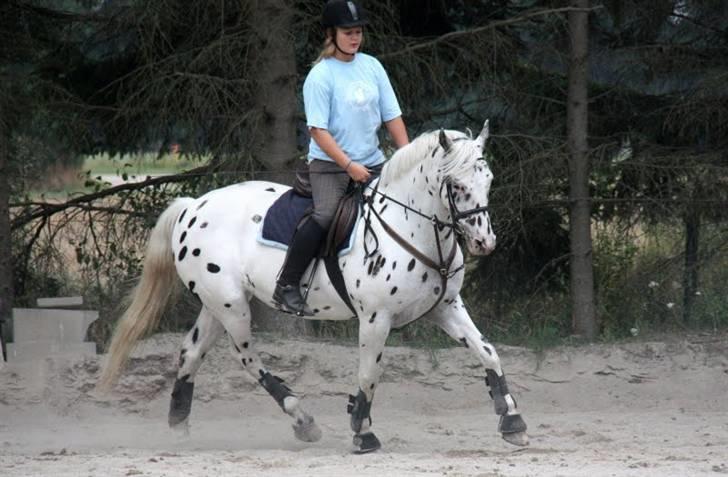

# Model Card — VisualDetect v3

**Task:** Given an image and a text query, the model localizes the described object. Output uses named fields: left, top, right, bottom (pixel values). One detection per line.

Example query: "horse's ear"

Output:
left=475, top=119, right=490, bottom=149
left=439, top=129, right=453, bottom=153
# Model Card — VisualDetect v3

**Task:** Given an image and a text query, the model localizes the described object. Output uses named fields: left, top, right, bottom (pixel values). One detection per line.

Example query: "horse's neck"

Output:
left=372, top=166, right=452, bottom=254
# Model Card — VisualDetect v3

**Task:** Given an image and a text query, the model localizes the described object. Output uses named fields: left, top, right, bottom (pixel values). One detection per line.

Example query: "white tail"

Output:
left=97, top=197, right=194, bottom=391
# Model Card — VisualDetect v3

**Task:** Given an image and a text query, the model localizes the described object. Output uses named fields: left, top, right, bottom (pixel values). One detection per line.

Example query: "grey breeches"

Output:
left=309, top=159, right=383, bottom=229
left=309, top=160, right=351, bottom=229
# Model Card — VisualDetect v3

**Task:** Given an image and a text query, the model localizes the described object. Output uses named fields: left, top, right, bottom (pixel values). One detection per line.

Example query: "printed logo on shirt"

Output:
left=345, top=81, right=377, bottom=112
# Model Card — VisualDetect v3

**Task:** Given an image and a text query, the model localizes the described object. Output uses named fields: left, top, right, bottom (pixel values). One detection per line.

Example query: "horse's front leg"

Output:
left=349, top=310, right=392, bottom=453
left=428, top=296, right=529, bottom=446
left=169, top=307, right=225, bottom=429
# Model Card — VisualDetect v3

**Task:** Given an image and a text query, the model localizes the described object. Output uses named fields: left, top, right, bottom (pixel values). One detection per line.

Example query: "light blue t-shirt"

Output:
left=303, top=53, right=402, bottom=167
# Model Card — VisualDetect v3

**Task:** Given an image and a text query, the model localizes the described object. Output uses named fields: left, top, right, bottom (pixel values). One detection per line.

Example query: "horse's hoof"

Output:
left=352, top=432, right=381, bottom=454
left=293, top=416, right=322, bottom=443
left=502, top=431, right=529, bottom=446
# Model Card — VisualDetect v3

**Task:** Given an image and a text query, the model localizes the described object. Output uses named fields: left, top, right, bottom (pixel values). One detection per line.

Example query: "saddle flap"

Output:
left=324, top=188, right=361, bottom=257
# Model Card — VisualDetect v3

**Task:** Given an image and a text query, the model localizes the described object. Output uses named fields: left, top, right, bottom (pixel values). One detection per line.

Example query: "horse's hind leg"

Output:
left=429, top=296, right=528, bottom=446
left=211, top=296, right=322, bottom=443
left=169, top=307, right=225, bottom=428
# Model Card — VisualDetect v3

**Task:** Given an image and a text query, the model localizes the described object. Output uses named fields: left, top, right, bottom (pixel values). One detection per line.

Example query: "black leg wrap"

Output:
left=485, top=369, right=511, bottom=416
left=498, top=413, right=528, bottom=434
left=259, top=371, right=293, bottom=411
left=347, top=390, right=372, bottom=433
left=353, top=431, right=381, bottom=454
left=168, top=378, right=194, bottom=427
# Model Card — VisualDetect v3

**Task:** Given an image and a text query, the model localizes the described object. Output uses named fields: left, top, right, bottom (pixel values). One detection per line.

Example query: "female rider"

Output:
left=274, top=0, right=409, bottom=316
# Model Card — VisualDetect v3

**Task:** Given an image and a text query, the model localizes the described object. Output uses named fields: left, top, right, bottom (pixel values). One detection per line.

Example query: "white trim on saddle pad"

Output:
left=256, top=208, right=363, bottom=257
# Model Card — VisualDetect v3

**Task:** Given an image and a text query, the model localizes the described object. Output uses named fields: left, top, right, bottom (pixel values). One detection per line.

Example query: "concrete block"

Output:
left=6, top=340, right=97, bottom=362
left=36, top=296, right=84, bottom=308
left=12, top=308, right=99, bottom=343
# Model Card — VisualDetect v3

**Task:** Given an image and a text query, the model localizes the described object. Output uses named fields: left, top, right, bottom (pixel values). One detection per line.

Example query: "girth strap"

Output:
left=323, top=255, right=358, bottom=317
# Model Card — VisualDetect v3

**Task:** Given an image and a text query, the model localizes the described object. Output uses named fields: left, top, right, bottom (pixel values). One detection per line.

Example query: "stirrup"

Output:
left=274, top=284, right=314, bottom=317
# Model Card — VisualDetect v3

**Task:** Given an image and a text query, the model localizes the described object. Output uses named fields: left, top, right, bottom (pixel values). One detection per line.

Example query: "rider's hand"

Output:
left=347, top=161, right=371, bottom=183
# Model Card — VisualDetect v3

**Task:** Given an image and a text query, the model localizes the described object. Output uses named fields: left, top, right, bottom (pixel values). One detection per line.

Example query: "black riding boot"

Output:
left=274, top=218, right=326, bottom=316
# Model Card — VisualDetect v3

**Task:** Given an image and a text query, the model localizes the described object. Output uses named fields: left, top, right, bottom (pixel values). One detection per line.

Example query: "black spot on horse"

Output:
left=376, top=352, right=382, bottom=363
left=460, top=337, right=469, bottom=348
left=188, top=216, right=197, bottom=228
left=265, top=187, right=276, bottom=192
left=178, top=247, right=188, bottom=261
left=407, top=259, right=415, bottom=271
left=242, top=358, right=247, bottom=366
left=192, top=248, right=200, bottom=256
left=188, top=281, right=195, bottom=292
left=178, top=209, right=187, bottom=223
left=390, top=286, right=398, bottom=295
left=201, top=352, right=206, bottom=360
left=234, top=343, right=241, bottom=353
left=483, top=345, right=492, bottom=356
left=243, top=342, right=249, bottom=349
left=386, top=274, right=390, bottom=281
left=356, top=279, right=361, bottom=288
left=392, top=261, right=397, bottom=270
left=224, top=303, right=231, bottom=308
left=367, top=262, right=374, bottom=275
left=192, top=327, right=199, bottom=344
left=369, top=312, right=377, bottom=323
left=180, top=231, right=187, bottom=243
left=422, top=272, right=428, bottom=282
left=434, top=286, right=441, bottom=295
left=197, top=200, right=208, bottom=210
left=200, top=222, right=209, bottom=229
left=477, top=216, right=482, bottom=227
left=323, top=305, right=331, bottom=310
left=370, top=383, right=375, bottom=390
left=379, top=204, right=388, bottom=214
left=207, top=263, right=221, bottom=273
left=179, top=357, right=185, bottom=368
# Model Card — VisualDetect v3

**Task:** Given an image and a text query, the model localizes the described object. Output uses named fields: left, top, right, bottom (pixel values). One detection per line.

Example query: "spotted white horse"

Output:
left=98, top=121, right=528, bottom=453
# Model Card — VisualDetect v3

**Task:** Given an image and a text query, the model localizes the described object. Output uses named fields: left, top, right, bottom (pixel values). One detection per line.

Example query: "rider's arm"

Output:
left=309, top=127, right=370, bottom=182
left=384, top=116, right=409, bottom=149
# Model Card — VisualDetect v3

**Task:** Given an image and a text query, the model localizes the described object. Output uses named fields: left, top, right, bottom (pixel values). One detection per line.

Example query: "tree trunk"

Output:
left=246, top=0, right=310, bottom=335
left=0, top=114, right=13, bottom=363
left=248, top=0, right=300, bottom=186
left=682, top=210, right=700, bottom=324
left=567, top=0, right=597, bottom=339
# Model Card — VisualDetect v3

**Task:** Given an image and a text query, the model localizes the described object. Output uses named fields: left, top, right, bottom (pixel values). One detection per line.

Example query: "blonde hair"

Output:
left=313, top=27, right=365, bottom=65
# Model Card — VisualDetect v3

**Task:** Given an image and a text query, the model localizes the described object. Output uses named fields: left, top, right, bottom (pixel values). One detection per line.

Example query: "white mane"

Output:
left=380, top=130, right=480, bottom=187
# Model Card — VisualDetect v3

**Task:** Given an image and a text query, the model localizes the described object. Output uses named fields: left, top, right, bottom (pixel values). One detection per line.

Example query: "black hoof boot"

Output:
left=274, top=284, right=314, bottom=317
left=168, top=378, right=194, bottom=427
left=353, top=432, right=381, bottom=454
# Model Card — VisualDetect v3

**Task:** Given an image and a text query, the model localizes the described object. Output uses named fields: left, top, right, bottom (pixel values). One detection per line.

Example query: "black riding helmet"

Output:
left=322, top=0, right=368, bottom=28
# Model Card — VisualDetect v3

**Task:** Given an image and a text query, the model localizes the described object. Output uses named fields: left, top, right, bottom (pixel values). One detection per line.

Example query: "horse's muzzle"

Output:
left=468, top=235, right=496, bottom=256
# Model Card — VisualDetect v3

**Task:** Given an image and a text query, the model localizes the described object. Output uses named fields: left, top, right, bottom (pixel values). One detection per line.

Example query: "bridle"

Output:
left=361, top=156, right=490, bottom=320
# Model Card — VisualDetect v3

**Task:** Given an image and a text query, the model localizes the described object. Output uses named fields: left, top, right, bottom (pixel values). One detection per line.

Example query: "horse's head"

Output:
left=437, top=121, right=496, bottom=256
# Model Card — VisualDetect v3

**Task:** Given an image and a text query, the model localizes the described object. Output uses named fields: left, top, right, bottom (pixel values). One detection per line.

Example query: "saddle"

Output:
left=260, top=161, right=365, bottom=316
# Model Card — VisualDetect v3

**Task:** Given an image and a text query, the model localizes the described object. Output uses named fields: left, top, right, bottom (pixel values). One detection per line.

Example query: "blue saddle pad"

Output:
left=258, top=189, right=359, bottom=256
